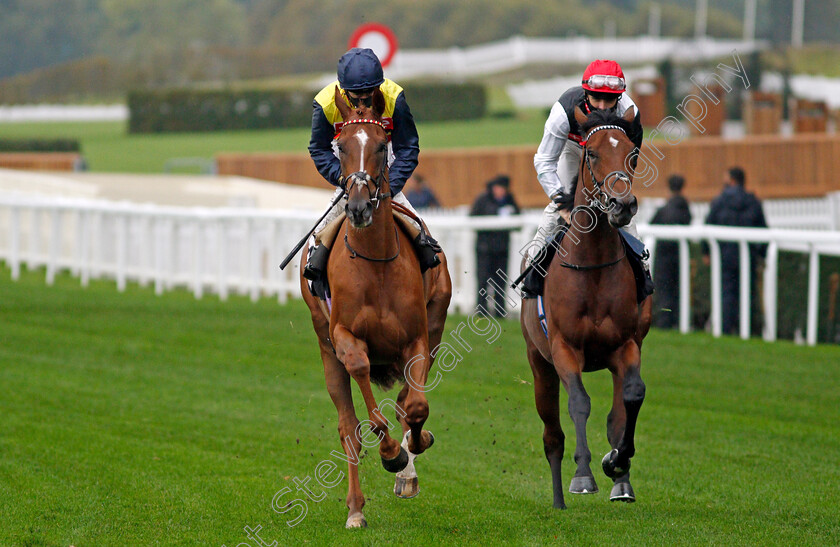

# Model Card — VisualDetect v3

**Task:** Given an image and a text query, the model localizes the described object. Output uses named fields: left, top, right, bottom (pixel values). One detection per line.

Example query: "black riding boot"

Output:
left=413, top=232, right=442, bottom=272
left=303, top=244, right=329, bottom=281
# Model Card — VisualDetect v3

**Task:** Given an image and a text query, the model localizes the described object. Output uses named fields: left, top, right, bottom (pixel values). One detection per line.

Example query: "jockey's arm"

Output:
left=387, top=92, right=420, bottom=195
left=533, top=101, right=571, bottom=198
left=620, top=94, right=644, bottom=150
left=308, top=100, right=343, bottom=187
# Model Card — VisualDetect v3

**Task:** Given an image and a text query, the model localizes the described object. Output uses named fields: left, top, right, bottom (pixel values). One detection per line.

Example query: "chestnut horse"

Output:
left=300, top=87, right=452, bottom=528
left=520, top=106, right=652, bottom=509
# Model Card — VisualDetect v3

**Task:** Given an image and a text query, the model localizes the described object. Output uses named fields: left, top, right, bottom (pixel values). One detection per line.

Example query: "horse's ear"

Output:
left=335, top=85, right=351, bottom=120
left=574, top=106, right=588, bottom=125
left=623, top=105, right=636, bottom=123
left=372, top=87, right=386, bottom=119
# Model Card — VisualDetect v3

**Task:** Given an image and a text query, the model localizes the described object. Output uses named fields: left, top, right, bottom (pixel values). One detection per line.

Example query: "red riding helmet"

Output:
left=581, top=60, right=626, bottom=94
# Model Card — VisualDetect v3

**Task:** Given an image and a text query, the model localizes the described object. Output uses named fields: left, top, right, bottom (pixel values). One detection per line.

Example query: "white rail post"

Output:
left=73, top=209, right=82, bottom=276
left=806, top=245, right=820, bottom=346
left=679, top=238, right=691, bottom=333
left=80, top=208, right=90, bottom=288
left=46, top=207, right=60, bottom=285
left=116, top=214, right=127, bottom=292
left=762, top=242, right=779, bottom=342
left=276, top=219, right=289, bottom=305
left=709, top=238, right=722, bottom=337
left=10, top=206, right=21, bottom=280
left=193, top=220, right=204, bottom=299
left=217, top=219, right=228, bottom=301
left=154, top=216, right=165, bottom=296
left=29, top=207, right=40, bottom=268
left=739, top=240, right=751, bottom=339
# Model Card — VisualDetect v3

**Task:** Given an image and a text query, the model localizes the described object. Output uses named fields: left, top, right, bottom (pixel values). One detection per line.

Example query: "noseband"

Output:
left=340, top=118, right=390, bottom=208
left=580, top=124, right=634, bottom=213
left=340, top=117, right=399, bottom=263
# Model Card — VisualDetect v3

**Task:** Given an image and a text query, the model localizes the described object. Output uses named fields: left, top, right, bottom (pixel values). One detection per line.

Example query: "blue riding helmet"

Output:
left=337, top=48, right=385, bottom=91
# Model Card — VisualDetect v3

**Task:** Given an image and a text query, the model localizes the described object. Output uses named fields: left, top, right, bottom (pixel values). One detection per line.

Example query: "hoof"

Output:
left=569, top=475, right=599, bottom=494
left=601, top=449, right=630, bottom=479
left=609, top=480, right=635, bottom=503
left=381, top=446, right=409, bottom=473
left=394, top=474, right=419, bottom=498
left=345, top=512, right=368, bottom=528
left=406, top=430, right=434, bottom=452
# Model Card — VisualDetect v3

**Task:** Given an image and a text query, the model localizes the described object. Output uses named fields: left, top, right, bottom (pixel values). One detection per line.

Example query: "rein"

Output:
left=344, top=226, right=401, bottom=262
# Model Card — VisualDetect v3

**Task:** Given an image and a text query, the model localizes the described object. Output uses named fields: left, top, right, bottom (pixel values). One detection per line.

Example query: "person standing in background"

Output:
left=404, top=173, right=441, bottom=210
left=702, top=167, right=768, bottom=335
left=470, top=175, right=520, bottom=317
left=650, top=174, right=692, bottom=329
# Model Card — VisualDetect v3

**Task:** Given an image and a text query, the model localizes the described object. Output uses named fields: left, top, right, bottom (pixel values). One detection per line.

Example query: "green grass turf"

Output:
left=0, top=112, right=550, bottom=174
left=1, top=265, right=839, bottom=545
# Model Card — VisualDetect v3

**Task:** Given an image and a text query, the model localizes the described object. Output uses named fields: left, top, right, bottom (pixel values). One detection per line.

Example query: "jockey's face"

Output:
left=585, top=92, right=619, bottom=111
left=347, top=88, right=376, bottom=108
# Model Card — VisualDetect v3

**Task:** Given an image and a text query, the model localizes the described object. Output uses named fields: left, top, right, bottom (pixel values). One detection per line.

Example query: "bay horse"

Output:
left=300, top=86, right=452, bottom=528
left=520, top=106, right=652, bottom=509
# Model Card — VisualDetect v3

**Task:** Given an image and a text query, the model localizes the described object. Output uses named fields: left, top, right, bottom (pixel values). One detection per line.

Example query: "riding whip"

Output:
left=279, top=187, right=346, bottom=270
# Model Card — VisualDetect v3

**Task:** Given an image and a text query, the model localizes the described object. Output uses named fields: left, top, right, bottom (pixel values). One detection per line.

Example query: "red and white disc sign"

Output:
left=348, top=23, right=399, bottom=68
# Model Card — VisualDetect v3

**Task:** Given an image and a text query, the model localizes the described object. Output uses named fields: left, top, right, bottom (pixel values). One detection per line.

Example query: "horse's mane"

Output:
left=564, top=109, right=634, bottom=203
left=579, top=108, right=634, bottom=136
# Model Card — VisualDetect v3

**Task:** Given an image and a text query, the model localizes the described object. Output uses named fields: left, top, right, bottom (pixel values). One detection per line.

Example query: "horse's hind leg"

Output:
left=552, top=342, right=599, bottom=495
left=321, top=346, right=367, bottom=527
left=527, top=343, right=567, bottom=509
left=603, top=341, right=645, bottom=502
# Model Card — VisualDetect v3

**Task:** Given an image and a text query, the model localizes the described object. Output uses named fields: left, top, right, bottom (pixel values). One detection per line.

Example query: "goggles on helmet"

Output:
left=582, top=75, right=626, bottom=91
left=347, top=88, right=375, bottom=108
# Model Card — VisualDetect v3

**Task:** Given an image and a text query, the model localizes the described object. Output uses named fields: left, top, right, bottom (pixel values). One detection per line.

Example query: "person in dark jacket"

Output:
left=702, top=166, right=768, bottom=335
left=303, top=48, right=439, bottom=281
left=404, top=173, right=441, bottom=210
left=470, top=175, right=520, bottom=317
left=650, top=174, right=692, bottom=329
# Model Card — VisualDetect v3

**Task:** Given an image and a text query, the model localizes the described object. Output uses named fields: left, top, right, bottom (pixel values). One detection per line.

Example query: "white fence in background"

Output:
left=386, top=36, right=765, bottom=81
left=2, top=193, right=839, bottom=346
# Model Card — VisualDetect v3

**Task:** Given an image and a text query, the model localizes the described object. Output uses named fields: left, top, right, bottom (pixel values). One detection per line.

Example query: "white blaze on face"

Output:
left=354, top=130, right=369, bottom=174
left=609, top=136, right=619, bottom=148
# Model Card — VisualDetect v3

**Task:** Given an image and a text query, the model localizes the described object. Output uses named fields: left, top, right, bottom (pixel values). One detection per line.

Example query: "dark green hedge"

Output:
left=403, top=81, right=487, bottom=122
left=127, top=88, right=313, bottom=133
left=0, top=138, right=80, bottom=152
left=127, top=82, right=487, bottom=133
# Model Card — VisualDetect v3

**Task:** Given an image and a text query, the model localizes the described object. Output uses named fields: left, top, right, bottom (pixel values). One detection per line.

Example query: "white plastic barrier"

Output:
left=1, top=193, right=839, bottom=345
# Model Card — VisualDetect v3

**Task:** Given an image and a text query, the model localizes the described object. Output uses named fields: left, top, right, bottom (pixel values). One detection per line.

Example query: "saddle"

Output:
left=521, top=227, right=653, bottom=304
left=306, top=206, right=441, bottom=300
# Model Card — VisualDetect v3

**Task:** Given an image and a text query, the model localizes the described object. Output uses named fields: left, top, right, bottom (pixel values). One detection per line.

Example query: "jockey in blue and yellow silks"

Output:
left=304, top=48, right=440, bottom=281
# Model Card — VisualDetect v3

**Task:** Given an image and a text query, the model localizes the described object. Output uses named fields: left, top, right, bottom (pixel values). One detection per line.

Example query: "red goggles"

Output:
left=582, top=75, right=626, bottom=91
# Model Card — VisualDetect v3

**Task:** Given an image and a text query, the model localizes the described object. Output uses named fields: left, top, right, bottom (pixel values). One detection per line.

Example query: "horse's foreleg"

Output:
left=401, top=337, right=434, bottom=456
left=321, top=346, right=366, bottom=528
left=603, top=341, right=645, bottom=502
left=332, top=326, right=405, bottom=472
left=527, top=343, right=567, bottom=509
left=552, top=342, right=598, bottom=495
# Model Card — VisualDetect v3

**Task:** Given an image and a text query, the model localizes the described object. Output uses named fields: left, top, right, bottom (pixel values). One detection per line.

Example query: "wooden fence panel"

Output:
left=217, top=134, right=840, bottom=207
left=0, top=153, right=83, bottom=171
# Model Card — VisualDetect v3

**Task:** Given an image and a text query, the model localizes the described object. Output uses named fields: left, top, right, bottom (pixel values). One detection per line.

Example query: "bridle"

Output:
left=557, top=123, right=634, bottom=271
left=580, top=124, right=635, bottom=214
left=339, top=117, right=399, bottom=263
left=339, top=118, right=390, bottom=208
